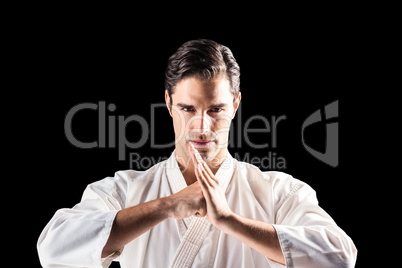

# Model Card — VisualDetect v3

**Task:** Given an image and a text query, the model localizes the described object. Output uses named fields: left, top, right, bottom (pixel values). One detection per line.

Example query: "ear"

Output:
left=232, top=92, right=241, bottom=119
left=165, top=90, right=173, bottom=117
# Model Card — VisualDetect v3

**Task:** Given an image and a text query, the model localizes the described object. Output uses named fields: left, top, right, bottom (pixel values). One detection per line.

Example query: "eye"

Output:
left=182, top=107, right=195, bottom=112
left=209, top=108, right=222, bottom=113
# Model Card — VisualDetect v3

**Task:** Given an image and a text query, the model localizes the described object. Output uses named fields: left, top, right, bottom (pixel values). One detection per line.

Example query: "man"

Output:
left=38, top=39, right=357, bottom=267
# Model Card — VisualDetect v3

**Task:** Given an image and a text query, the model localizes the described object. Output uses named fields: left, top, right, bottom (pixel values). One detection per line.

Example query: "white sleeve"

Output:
left=37, top=174, right=126, bottom=268
left=272, top=180, right=357, bottom=268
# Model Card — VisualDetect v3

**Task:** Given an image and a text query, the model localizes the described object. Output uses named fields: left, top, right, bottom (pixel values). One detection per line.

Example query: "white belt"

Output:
left=170, top=216, right=210, bottom=268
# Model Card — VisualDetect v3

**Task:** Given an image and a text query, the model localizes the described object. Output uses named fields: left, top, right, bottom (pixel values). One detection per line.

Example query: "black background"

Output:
left=15, top=13, right=375, bottom=268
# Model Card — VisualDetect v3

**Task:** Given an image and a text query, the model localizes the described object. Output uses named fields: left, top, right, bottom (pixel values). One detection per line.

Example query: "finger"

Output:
left=195, top=164, right=209, bottom=189
left=201, top=162, right=219, bottom=185
left=198, top=163, right=216, bottom=188
left=188, top=144, right=198, bottom=167
left=198, top=162, right=219, bottom=187
left=197, top=165, right=216, bottom=198
left=190, top=144, right=219, bottom=186
left=195, top=167, right=213, bottom=206
left=190, top=143, right=204, bottom=164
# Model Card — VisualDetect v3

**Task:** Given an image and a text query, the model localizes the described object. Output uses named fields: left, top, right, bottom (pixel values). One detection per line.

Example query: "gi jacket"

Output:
left=38, top=151, right=357, bottom=267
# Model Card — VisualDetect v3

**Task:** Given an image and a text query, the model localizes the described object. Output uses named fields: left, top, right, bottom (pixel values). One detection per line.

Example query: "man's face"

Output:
left=166, top=76, right=240, bottom=167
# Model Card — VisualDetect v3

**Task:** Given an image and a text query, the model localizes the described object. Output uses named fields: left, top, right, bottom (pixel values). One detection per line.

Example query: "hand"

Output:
left=189, top=144, right=233, bottom=227
left=166, top=181, right=206, bottom=219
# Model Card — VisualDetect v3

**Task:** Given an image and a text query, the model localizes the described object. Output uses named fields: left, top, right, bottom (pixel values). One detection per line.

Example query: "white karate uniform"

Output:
left=37, top=151, right=357, bottom=267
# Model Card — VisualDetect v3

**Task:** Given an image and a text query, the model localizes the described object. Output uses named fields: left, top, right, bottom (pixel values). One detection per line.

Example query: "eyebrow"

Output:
left=209, top=103, right=228, bottom=108
left=176, top=102, right=228, bottom=109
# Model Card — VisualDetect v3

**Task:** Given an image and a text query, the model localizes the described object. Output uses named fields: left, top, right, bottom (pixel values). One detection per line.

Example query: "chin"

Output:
left=201, top=147, right=224, bottom=162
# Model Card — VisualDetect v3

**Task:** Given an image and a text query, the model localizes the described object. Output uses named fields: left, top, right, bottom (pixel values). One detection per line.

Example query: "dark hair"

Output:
left=165, top=39, right=240, bottom=103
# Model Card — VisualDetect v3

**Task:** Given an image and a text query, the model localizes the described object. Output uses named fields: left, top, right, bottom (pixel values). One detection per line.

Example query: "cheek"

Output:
left=213, top=116, right=232, bottom=140
left=172, top=112, right=191, bottom=135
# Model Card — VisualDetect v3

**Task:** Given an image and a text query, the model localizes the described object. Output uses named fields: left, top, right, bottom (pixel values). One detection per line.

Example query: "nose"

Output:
left=199, top=113, right=211, bottom=134
left=191, top=113, right=211, bottom=134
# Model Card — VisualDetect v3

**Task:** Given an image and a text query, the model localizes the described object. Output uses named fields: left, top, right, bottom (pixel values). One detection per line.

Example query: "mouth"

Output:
left=190, top=140, right=213, bottom=148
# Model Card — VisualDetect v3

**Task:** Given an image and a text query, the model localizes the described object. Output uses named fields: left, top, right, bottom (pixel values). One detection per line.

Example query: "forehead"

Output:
left=172, top=76, right=232, bottom=104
